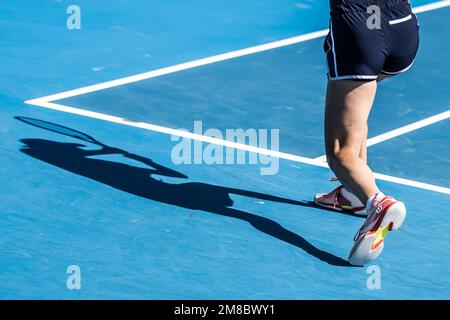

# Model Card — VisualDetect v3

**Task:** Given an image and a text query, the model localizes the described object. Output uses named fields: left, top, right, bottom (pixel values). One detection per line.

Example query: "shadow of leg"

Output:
left=215, top=207, right=352, bottom=267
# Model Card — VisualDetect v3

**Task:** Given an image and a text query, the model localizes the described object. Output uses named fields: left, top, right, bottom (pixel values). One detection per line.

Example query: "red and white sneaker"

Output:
left=348, top=195, right=407, bottom=266
left=314, top=185, right=366, bottom=214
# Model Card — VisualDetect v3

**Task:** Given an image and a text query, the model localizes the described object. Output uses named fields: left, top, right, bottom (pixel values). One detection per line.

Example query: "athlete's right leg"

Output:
left=324, top=79, right=380, bottom=205
left=359, top=124, right=368, bottom=164
left=356, top=73, right=390, bottom=165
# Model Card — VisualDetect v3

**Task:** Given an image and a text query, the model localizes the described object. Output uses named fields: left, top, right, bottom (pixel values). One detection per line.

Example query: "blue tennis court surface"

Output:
left=1, top=1, right=449, bottom=299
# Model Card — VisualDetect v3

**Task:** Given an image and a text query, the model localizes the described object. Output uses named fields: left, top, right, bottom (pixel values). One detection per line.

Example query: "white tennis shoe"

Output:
left=348, top=195, right=407, bottom=266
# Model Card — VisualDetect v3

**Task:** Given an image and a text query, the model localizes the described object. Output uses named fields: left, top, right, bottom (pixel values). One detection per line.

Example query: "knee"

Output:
left=326, top=146, right=359, bottom=170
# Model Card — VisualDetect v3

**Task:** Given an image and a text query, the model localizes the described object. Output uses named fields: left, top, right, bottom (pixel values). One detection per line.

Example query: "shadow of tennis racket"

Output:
left=15, top=116, right=187, bottom=179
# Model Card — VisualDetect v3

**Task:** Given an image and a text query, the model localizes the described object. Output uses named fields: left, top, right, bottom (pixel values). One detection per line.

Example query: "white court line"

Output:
left=413, top=0, right=450, bottom=13
left=314, top=109, right=450, bottom=162
left=373, top=172, right=450, bottom=195
left=29, top=101, right=320, bottom=166
left=25, top=0, right=450, bottom=105
left=24, top=0, right=450, bottom=195
left=28, top=100, right=450, bottom=195
left=367, top=109, right=450, bottom=146
left=25, top=29, right=328, bottom=105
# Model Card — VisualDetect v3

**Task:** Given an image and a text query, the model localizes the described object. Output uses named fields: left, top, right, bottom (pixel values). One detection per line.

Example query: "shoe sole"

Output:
left=348, top=201, right=407, bottom=266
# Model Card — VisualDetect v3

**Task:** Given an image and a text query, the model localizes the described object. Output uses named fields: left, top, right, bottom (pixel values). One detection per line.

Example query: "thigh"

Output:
left=324, top=80, right=378, bottom=155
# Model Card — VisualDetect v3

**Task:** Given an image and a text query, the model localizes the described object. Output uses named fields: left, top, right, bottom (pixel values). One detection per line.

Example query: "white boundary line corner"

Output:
left=24, top=0, right=450, bottom=195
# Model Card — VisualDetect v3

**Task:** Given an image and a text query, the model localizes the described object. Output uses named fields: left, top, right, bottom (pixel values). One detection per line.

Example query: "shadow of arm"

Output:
left=124, top=153, right=188, bottom=178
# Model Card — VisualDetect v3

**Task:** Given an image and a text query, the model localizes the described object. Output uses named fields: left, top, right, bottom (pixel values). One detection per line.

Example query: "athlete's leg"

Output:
left=359, top=125, right=368, bottom=164
left=356, top=73, right=389, bottom=164
left=325, top=79, right=380, bottom=205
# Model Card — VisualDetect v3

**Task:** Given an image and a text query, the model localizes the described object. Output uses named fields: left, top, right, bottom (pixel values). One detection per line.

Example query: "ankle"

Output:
left=366, top=192, right=385, bottom=211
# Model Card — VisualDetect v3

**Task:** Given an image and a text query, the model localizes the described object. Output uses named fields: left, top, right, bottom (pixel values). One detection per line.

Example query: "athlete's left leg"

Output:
left=324, top=78, right=407, bottom=266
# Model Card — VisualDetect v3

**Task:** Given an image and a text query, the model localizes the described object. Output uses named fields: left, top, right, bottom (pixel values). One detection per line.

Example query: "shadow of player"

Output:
left=20, top=136, right=354, bottom=267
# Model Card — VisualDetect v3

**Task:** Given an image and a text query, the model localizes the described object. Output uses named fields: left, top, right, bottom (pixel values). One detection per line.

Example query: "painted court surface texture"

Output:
left=0, top=0, right=449, bottom=299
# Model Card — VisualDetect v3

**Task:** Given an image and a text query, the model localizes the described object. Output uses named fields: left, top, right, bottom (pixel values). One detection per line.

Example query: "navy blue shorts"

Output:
left=324, top=0, right=420, bottom=80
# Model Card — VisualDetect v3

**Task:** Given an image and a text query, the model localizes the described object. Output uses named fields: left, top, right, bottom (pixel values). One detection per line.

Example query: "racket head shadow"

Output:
left=15, top=116, right=187, bottom=177
left=15, top=116, right=101, bottom=145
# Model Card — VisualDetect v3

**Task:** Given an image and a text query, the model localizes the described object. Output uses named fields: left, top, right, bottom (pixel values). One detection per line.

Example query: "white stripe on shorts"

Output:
left=389, top=14, right=412, bottom=25
left=329, top=19, right=338, bottom=77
